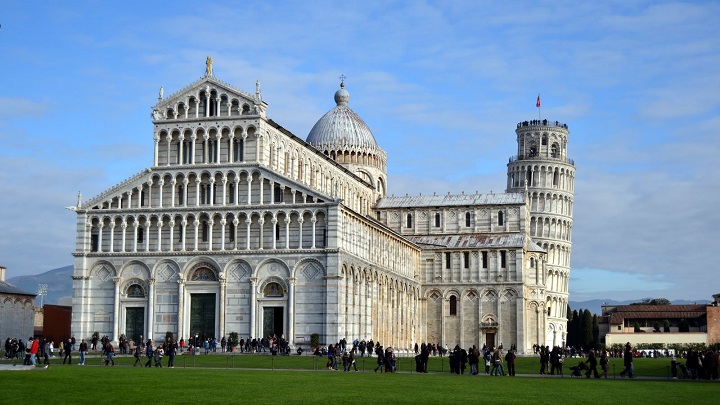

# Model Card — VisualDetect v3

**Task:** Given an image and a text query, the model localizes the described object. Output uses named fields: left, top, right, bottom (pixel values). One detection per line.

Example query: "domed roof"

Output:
left=306, top=83, right=381, bottom=152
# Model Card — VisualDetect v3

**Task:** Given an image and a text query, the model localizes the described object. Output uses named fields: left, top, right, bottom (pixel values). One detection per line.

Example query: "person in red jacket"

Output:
left=29, top=337, right=40, bottom=366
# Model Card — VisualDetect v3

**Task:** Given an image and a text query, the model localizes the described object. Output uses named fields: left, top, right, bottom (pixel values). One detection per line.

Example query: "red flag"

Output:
left=536, top=95, right=541, bottom=108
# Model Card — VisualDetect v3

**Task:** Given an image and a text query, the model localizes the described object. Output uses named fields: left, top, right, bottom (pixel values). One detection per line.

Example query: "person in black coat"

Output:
left=585, top=350, right=599, bottom=378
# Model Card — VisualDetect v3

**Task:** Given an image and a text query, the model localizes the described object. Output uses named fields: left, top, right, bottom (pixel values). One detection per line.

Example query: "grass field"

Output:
left=2, top=353, right=717, bottom=404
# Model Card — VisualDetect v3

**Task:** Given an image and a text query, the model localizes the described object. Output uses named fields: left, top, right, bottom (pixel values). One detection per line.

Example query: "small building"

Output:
left=0, top=266, right=37, bottom=340
left=599, top=295, right=720, bottom=348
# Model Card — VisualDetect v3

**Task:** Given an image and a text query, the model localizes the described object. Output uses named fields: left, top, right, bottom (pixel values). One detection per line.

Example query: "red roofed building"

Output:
left=599, top=295, right=720, bottom=347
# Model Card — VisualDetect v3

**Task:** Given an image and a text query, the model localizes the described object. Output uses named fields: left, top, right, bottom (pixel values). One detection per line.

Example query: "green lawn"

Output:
left=0, top=351, right=679, bottom=377
left=1, top=353, right=715, bottom=404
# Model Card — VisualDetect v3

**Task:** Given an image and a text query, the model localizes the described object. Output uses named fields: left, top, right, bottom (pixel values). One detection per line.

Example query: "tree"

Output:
left=663, top=319, right=670, bottom=332
left=630, top=298, right=671, bottom=305
left=592, top=314, right=599, bottom=346
left=582, top=309, right=593, bottom=349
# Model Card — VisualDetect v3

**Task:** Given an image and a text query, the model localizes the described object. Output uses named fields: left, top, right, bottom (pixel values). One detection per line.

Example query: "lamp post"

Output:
left=37, top=284, right=48, bottom=307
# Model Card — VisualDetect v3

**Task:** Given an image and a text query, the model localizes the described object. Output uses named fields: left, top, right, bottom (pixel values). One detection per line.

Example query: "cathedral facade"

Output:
left=70, top=62, right=574, bottom=353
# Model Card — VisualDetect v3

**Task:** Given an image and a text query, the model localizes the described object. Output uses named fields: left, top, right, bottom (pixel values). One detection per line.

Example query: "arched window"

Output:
left=498, top=211, right=504, bottom=226
left=450, top=295, right=458, bottom=316
left=435, top=213, right=441, bottom=227
left=551, top=144, right=558, bottom=158
left=548, top=306, right=552, bottom=316
left=264, top=282, right=284, bottom=297
left=191, top=267, right=217, bottom=281
left=406, top=213, right=413, bottom=228
left=465, top=212, right=471, bottom=227
left=126, top=284, right=146, bottom=298
left=530, top=257, right=535, bottom=268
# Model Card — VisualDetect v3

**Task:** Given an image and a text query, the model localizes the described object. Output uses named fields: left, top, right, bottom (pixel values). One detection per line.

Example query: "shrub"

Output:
left=310, top=333, right=320, bottom=350
left=228, top=332, right=239, bottom=348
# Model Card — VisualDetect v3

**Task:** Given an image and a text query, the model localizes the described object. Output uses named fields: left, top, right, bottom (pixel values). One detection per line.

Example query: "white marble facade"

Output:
left=71, top=65, right=574, bottom=353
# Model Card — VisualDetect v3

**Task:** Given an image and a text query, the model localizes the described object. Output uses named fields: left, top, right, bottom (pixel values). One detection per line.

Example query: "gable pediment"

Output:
left=152, top=76, right=267, bottom=121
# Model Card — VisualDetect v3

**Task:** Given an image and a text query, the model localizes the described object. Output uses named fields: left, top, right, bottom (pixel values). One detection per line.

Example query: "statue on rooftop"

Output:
left=205, top=56, right=213, bottom=76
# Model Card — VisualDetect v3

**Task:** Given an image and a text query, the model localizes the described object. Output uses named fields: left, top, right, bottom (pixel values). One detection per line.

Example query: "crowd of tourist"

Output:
left=4, top=334, right=719, bottom=380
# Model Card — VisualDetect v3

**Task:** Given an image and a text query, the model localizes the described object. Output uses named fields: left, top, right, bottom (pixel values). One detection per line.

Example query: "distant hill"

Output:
left=569, top=298, right=710, bottom=315
left=6, top=265, right=73, bottom=306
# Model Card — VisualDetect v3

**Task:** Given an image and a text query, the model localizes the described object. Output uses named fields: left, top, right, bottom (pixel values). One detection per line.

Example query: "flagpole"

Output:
left=537, top=93, right=541, bottom=120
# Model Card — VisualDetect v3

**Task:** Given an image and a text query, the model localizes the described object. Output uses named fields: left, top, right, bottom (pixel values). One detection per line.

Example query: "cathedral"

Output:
left=70, top=60, right=575, bottom=353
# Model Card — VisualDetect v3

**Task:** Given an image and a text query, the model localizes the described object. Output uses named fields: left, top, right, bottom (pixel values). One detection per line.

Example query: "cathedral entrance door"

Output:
left=485, top=332, right=496, bottom=348
left=126, top=307, right=145, bottom=344
left=190, top=293, right=216, bottom=342
left=262, top=307, right=284, bottom=339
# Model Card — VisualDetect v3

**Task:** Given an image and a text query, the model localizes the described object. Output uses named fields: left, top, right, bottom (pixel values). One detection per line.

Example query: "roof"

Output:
left=402, top=234, right=527, bottom=249
left=376, top=193, right=525, bottom=209
left=306, top=85, right=383, bottom=155
left=607, top=304, right=707, bottom=324
left=0, top=280, right=36, bottom=297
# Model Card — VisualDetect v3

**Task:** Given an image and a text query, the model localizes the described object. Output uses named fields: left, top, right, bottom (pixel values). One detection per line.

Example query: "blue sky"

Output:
left=1, top=1, right=718, bottom=302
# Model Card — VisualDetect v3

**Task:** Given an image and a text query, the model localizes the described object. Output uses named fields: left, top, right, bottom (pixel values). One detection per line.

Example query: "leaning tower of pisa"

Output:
left=506, top=119, right=575, bottom=347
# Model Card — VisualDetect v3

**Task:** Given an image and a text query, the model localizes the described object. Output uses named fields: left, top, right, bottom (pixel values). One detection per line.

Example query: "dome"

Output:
left=306, top=84, right=381, bottom=153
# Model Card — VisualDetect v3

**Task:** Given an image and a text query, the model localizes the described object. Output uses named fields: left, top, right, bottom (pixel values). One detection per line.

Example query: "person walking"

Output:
left=374, top=346, right=385, bottom=372
left=28, top=337, right=39, bottom=366
left=600, top=350, right=609, bottom=379
left=619, top=343, right=635, bottom=378
left=105, top=342, right=115, bottom=366
left=62, top=338, right=72, bottom=365
left=505, top=348, right=516, bottom=376
left=78, top=339, right=88, bottom=365
left=585, top=350, right=599, bottom=378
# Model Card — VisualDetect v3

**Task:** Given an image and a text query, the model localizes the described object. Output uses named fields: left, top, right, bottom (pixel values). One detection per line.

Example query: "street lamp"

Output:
left=37, top=284, right=48, bottom=307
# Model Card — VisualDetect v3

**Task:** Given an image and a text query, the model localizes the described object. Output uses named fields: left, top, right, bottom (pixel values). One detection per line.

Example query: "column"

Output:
left=259, top=177, right=264, bottom=204
left=169, top=220, right=175, bottom=252
left=109, top=223, right=116, bottom=252
left=270, top=181, right=275, bottom=205
left=158, top=180, right=164, bottom=208
left=120, top=221, right=127, bottom=253
left=178, top=135, right=185, bottom=164
left=249, top=278, right=257, bottom=339
left=271, top=217, right=277, bottom=250
left=221, top=177, right=227, bottom=206
left=183, top=179, right=189, bottom=207
left=153, top=134, right=159, bottom=166
left=127, top=190, right=133, bottom=210
left=258, top=219, right=264, bottom=250
left=203, top=134, right=209, bottom=164
left=147, top=279, right=156, bottom=340
left=284, top=217, right=290, bottom=249
left=228, top=135, right=234, bottom=163
left=181, top=219, right=187, bottom=251
left=220, top=219, right=227, bottom=250
left=195, top=179, right=201, bottom=206
left=190, top=134, right=197, bottom=164
left=219, top=273, right=227, bottom=340
left=233, top=218, right=239, bottom=250
left=112, top=277, right=121, bottom=343
left=156, top=222, right=163, bottom=252
left=311, top=217, right=317, bottom=248
left=208, top=220, right=214, bottom=251
left=194, top=222, right=200, bottom=251
left=98, top=224, right=104, bottom=252
left=170, top=179, right=177, bottom=208
left=245, top=219, right=251, bottom=250
left=233, top=178, right=239, bottom=206
left=132, top=222, right=139, bottom=252
left=177, top=277, right=185, bottom=341
left=288, top=277, right=295, bottom=344
left=215, top=133, right=221, bottom=163
left=297, top=218, right=304, bottom=249
left=209, top=179, right=215, bottom=206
